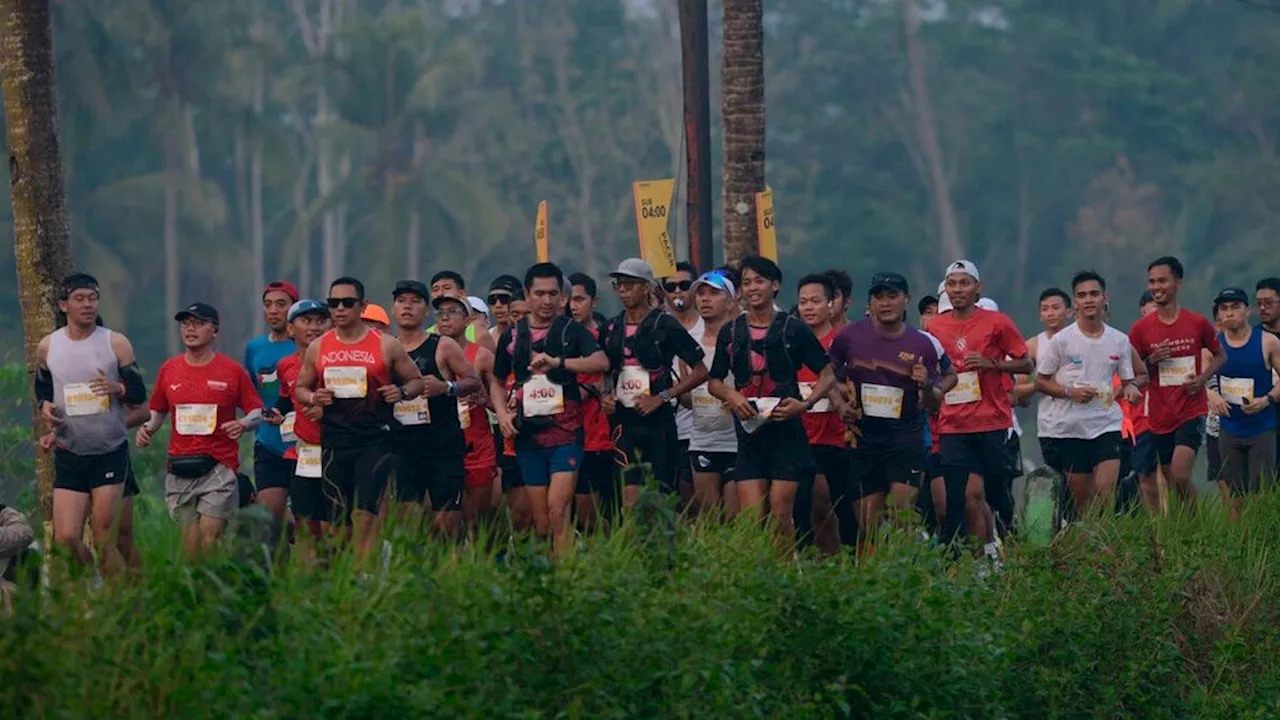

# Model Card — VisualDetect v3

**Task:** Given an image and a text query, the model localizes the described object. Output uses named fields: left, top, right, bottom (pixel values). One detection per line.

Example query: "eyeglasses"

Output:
left=612, top=278, right=645, bottom=290
left=1257, top=298, right=1279, bottom=308
left=436, top=308, right=467, bottom=319
left=663, top=280, right=693, bottom=292
left=326, top=297, right=360, bottom=309
left=487, top=293, right=511, bottom=306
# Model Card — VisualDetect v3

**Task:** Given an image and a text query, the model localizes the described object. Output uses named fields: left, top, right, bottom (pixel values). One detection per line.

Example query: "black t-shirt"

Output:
left=709, top=313, right=829, bottom=399
left=494, top=318, right=601, bottom=449
left=605, top=310, right=705, bottom=426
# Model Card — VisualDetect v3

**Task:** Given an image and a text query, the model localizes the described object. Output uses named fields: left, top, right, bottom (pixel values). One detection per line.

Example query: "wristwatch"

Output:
left=659, top=389, right=672, bottom=402
left=446, top=381, right=458, bottom=397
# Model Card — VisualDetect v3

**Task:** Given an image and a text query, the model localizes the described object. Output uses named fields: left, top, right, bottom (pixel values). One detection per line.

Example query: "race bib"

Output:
left=1220, top=377, right=1255, bottom=406
left=458, top=400, right=472, bottom=429
left=1157, top=356, right=1196, bottom=387
left=523, top=375, right=564, bottom=417
left=324, top=365, right=368, bottom=399
left=741, top=397, right=781, bottom=435
left=63, top=382, right=109, bottom=417
left=616, top=366, right=651, bottom=408
left=1082, top=382, right=1114, bottom=409
left=280, top=411, right=297, bottom=442
left=393, top=396, right=431, bottom=426
left=944, top=371, right=980, bottom=405
left=861, top=383, right=905, bottom=419
left=295, top=442, right=322, bottom=478
left=799, top=382, right=831, bottom=413
left=175, top=403, right=217, bottom=436
left=691, top=384, right=726, bottom=417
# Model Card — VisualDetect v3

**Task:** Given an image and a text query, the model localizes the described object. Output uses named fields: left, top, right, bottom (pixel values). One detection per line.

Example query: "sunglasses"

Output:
left=487, top=293, right=511, bottom=305
left=326, top=297, right=360, bottom=309
left=663, top=280, right=693, bottom=292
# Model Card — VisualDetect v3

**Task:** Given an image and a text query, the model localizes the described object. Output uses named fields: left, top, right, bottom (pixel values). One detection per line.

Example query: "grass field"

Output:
left=2, top=489, right=1279, bottom=719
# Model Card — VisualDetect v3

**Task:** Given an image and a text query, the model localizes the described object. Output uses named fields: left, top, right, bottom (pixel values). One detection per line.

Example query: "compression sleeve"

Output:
left=34, top=366, right=54, bottom=404
left=118, top=363, right=147, bottom=405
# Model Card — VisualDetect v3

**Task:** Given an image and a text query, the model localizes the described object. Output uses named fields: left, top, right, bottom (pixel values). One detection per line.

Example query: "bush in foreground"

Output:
left=2, top=493, right=1280, bottom=719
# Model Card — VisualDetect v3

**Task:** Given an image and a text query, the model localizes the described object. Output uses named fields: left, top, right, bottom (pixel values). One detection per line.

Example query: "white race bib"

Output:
left=175, top=403, right=218, bottom=436
left=324, top=365, right=368, bottom=399
left=861, top=383, right=905, bottom=419
left=393, top=396, right=431, bottom=426
left=63, top=382, right=109, bottom=417
left=1084, top=381, right=1115, bottom=409
left=616, top=366, right=651, bottom=408
left=944, top=371, right=981, bottom=405
left=296, top=442, right=322, bottom=478
left=523, top=375, right=564, bottom=417
left=691, top=384, right=726, bottom=417
left=458, top=400, right=472, bottom=430
left=740, top=397, right=781, bottom=434
left=1220, top=377, right=1255, bottom=406
left=799, top=382, right=831, bottom=413
left=280, top=411, right=297, bottom=442
left=1157, top=356, right=1196, bottom=387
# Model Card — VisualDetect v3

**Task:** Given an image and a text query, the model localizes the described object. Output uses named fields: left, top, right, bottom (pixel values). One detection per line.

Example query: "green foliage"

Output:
left=3, top=495, right=1280, bottom=717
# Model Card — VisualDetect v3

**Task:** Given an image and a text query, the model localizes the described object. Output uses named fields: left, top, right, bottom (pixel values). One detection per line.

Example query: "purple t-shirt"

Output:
left=828, top=318, right=942, bottom=451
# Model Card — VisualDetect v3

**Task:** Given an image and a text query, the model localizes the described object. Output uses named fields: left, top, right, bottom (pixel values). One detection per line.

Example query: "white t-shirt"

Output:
left=1031, top=330, right=1053, bottom=440
left=688, top=336, right=737, bottom=453
left=1035, top=323, right=1134, bottom=440
left=673, top=316, right=705, bottom=441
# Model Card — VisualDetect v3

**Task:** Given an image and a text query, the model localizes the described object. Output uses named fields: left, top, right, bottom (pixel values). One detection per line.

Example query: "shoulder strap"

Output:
left=512, top=320, right=532, bottom=382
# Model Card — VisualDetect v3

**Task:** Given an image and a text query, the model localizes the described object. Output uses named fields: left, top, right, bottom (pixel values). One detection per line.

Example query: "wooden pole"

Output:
left=679, top=0, right=714, bottom=273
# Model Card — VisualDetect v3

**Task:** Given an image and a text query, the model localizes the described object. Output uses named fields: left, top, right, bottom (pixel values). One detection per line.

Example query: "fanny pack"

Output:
left=168, top=454, right=219, bottom=479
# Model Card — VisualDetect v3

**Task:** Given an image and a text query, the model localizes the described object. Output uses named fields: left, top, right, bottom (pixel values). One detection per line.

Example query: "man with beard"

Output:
left=243, top=280, right=299, bottom=519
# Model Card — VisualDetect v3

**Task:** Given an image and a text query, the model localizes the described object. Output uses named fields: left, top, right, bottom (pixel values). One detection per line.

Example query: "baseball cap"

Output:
left=431, top=294, right=469, bottom=313
left=175, top=302, right=219, bottom=324
left=944, top=260, right=981, bottom=282
left=361, top=303, right=390, bottom=326
left=868, top=272, right=909, bottom=295
left=392, top=279, right=430, bottom=300
left=466, top=295, right=489, bottom=316
left=609, top=258, right=657, bottom=285
left=937, top=281, right=953, bottom=313
left=689, top=270, right=736, bottom=296
left=1213, top=287, right=1250, bottom=307
left=264, top=280, right=299, bottom=302
left=60, top=272, right=100, bottom=298
left=287, top=299, right=329, bottom=322
left=976, top=297, right=999, bottom=311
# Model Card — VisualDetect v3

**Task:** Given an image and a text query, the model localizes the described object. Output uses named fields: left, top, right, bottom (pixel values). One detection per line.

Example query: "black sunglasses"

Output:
left=326, top=297, right=360, bottom=309
left=663, top=280, right=693, bottom=292
left=487, top=293, right=511, bottom=305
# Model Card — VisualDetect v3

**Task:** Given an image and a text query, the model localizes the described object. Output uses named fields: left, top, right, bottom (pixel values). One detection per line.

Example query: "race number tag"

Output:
left=861, top=383, right=905, bottom=419
left=691, top=384, right=725, bottom=417
left=1157, top=356, right=1196, bottom=387
left=1085, top=382, right=1115, bottom=409
left=799, top=382, right=831, bottom=413
left=1220, top=377, right=1255, bottom=406
left=393, top=397, right=431, bottom=426
left=324, top=366, right=368, bottom=399
left=741, top=397, right=781, bottom=434
left=295, top=442, right=322, bottom=478
left=175, top=404, right=217, bottom=436
left=523, top=375, right=564, bottom=417
left=616, top=366, right=651, bottom=408
left=458, top=400, right=471, bottom=429
left=280, top=411, right=297, bottom=442
left=945, top=371, right=981, bottom=405
left=63, top=382, right=109, bottom=417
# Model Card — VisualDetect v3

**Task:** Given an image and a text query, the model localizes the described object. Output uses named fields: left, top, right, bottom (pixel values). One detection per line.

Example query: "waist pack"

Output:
left=168, top=454, right=219, bottom=479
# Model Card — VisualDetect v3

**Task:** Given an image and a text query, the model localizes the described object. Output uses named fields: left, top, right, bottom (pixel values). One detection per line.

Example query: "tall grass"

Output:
left=3, top=492, right=1279, bottom=719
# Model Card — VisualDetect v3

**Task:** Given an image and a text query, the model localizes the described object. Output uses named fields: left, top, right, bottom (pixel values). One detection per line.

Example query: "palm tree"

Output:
left=720, top=0, right=766, bottom=265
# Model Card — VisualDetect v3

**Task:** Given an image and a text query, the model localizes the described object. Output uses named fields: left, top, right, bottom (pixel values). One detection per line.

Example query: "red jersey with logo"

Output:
left=149, top=353, right=262, bottom=471
left=314, top=328, right=393, bottom=447
left=277, top=353, right=322, bottom=459
left=800, top=329, right=844, bottom=447
left=1128, top=309, right=1218, bottom=435
left=581, top=326, right=612, bottom=453
left=928, top=308, right=1028, bottom=435
left=462, top=343, right=497, bottom=470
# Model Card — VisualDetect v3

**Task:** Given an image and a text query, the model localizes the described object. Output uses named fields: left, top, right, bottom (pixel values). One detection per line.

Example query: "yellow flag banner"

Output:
left=756, top=186, right=777, bottom=262
left=632, top=179, right=677, bottom=277
left=534, top=201, right=549, bottom=262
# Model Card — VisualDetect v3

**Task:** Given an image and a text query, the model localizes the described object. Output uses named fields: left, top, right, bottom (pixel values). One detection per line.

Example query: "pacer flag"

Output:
left=632, top=179, right=677, bottom=277
left=534, top=201, right=549, bottom=262
left=756, top=186, right=777, bottom=262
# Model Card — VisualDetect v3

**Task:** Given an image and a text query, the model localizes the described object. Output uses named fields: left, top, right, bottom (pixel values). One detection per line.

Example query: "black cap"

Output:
left=431, top=294, right=469, bottom=313
left=488, top=275, right=523, bottom=300
left=868, top=272, right=909, bottom=295
left=175, top=302, right=219, bottom=324
left=1138, top=291, right=1154, bottom=307
left=393, top=280, right=429, bottom=300
left=60, top=272, right=99, bottom=299
left=1214, top=287, right=1250, bottom=307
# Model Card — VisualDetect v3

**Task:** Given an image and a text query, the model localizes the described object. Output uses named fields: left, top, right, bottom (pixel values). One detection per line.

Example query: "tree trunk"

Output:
left=902, top=0, right=963, bottom=261
left=164, top=121, right=180, bottom=355
left=0, top=0, right=75, bottom=536
left=720, top=0, right=766, bottom=266
left=250, top=65, right=265, bottom=318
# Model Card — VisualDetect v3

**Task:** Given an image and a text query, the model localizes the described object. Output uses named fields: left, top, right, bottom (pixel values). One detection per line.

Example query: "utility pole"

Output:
left=679, top=0, right=714, bottom=273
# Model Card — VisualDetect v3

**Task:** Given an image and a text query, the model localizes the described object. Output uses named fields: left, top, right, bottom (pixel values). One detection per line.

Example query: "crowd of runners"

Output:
left=24, top=253, right=1280, bottom=579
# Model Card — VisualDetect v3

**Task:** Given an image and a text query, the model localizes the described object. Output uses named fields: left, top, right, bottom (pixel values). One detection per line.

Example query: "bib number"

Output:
left=1220, top=377, right=1255, bottom=406
left=175, top=404, right=218, bottom=436
left=1157, top=356, right=1196, bottom=387
left=458, top=400, right=472, bottom=429
left=741, top=397, right=781, bottom=435
left=523, top=375, right=564, bottom=417
left=944, top=371, right=981, bottom=405
left=861, top=383, right=905, bottom=419
left=617, top=366, right=651, bottom=408
left=63, top=382, right=109, bottom=417
left=324, top=366, right=368, bottom=399
left=1084, top=381, right=1114, bottom=409
left=393, top=397, right=431, bottom=426
left=691, top=385, right=725, bottom=417
left=799, top=382, right=831, bottom=413
left=280, top=411, right=297, bottom=442
left=296, top=442, right=322, bottom=478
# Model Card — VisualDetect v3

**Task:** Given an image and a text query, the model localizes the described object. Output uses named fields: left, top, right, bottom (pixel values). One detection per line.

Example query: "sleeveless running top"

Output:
left=314, top=328, right=393, bottom=448
left=462, top=342, right=497, bottom=468
left=48, top=326, right=128, bottom=455
left=397, top=335, right=464, bottom=455
left=1217, top=329, right=1276, bottom=438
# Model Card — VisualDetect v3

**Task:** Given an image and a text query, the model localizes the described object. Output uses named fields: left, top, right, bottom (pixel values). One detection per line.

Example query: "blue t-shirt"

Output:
left=244, top=334, right=297, bottom=455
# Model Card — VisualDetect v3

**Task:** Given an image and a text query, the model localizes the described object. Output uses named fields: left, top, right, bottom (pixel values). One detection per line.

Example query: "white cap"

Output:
left=466, top=295, right=489, bottom=316
left=944, top=260, right=981, bottom=282
left=976, top=297, right=999, bottom=311
left=937, top=280, right=953, bottom=313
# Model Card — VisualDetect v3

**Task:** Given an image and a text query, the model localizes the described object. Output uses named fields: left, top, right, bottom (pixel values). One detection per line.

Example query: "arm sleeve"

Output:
left=665, top=316, right=705, bottom=366
left=709, top=324, right=732, bottom=380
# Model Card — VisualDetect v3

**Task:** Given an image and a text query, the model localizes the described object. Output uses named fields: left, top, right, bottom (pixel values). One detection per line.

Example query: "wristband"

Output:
left=446, top=381, right=458, bottom=397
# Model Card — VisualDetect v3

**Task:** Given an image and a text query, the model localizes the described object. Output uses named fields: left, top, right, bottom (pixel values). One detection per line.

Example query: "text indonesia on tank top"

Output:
left=315, top=328, right=393, bottom=447
left=1218, top=329, right=1276, bottom=438
left=48, top=326, right=128, bottom=455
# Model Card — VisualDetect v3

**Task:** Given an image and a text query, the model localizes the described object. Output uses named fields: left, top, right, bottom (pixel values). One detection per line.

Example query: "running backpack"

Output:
left=509, top=316, right=575, bottom=429
left=728, top=312, right=799, bottom=394
left=603, top=309, right=669, bottom=385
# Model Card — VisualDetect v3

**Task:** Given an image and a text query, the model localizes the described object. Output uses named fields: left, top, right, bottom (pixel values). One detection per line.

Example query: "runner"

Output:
left=136, top=303, right=263, bottom=558
left=918, top=295, right=939, bottom=330
left=567, top=272, right=614, bottom=529
left=1119, top=292, right=1158, bottom=511
left=824, top=268, right=854, bottom=330
left=361, top=303, right=390, bottom=334
left=294, top=277, right=426, bottom=560
left=1255, top=277, right=1280, bottom=460
left=1209, top=287, right=1280, bottom=513
left=662, top=261, right=704, bottom=506
left=35, top=273, right=147, bottom=577
left=492, top=262, right=609, bottom=554
left=601, top=259, right=708, bottom=507
left=683, top=270, right=740, bottom=516
left=829, top=272, right=952, bottom=546
left=927, top=261, right=1031, bottom=561
left=707, top=256, right=835, bottom=540
left=243, top=280, right=299, bottom=519
left=1128, top=256, right=1226, bottom=507
left=1034, top=271, right=1142, bottom=515
left=486, top=275, right=523, bottom=341
left=274, top=299, right=331, bottom=561
left=794, top=273, right=847, bottom=553
left=1016, top=287, right=1072, bottom=475
left=426, top=271, right=492, bottom=348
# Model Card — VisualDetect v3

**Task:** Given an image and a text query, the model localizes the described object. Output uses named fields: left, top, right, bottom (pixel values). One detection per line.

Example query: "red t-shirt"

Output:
left=580, top=326, right=612, bottom=453
left=1128, top=309, right=1219, bottom=435
left=277, top=353, right=322, bottom=458
left=800, top=329, right=844, bottom=447
left=149, top=353, right=263, bottom=472
left=929, top=308, right=1028, bottom=435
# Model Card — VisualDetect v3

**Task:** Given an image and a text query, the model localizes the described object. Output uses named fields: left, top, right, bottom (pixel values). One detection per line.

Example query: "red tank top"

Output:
left=580, top=326, right=612, bottom=452
left=278, top=353, right=321, bottom=455
left=314, top=328, right=393, bottom=447
left=800, top=329, right=845, bottom=447
left=462, top=343, right=496, bottom=468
